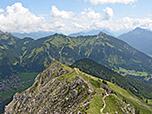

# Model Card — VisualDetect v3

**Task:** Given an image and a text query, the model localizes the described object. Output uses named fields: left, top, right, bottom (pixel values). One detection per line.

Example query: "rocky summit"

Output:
left=4, top=61, right=152, bottom=114
left=5, top=61, right=95, bottom=114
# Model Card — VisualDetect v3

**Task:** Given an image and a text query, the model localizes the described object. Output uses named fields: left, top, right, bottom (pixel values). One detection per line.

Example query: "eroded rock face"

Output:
left=5, top=61, right=92, bottom=114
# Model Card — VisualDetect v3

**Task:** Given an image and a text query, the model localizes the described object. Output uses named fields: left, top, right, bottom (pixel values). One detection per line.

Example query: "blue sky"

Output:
left=0, top=0, right=152, bottom=34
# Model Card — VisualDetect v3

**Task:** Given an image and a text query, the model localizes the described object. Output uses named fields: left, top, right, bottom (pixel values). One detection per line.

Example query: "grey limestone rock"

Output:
left=5, top=61, right=93, bottom=114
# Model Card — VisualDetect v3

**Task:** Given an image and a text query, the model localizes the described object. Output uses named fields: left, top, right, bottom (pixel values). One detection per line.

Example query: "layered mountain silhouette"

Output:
left=12, top=31, right=55, bottom=39
left=69, top=29, right=113, bottom=37
left=118, top=27, right=152, bottom=55
left=0, top=31, right=152, bottom=83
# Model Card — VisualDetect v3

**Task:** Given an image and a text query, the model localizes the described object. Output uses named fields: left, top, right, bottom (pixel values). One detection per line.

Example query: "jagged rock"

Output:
left=98, top=32, right=105, bottom=38
left=56, top=68, right=69, bottom=77
left=127, top=104, right=131, bottom=111
left=131, top=108, right=135, bottom=114
left=5, top=61, right=93, bottom=114
left=100, top=84, right=111, bottom=94
left=77, top=111, right=82, bottom=114
left=70, top=89, right=78, bottom=99
left=84, top=102, right=90, bottom=108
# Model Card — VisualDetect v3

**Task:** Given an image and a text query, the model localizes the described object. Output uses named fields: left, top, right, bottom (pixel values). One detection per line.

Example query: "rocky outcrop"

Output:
left=5, top=61, right=148, bottom=114
left=5, top=61, right=94, bottom=114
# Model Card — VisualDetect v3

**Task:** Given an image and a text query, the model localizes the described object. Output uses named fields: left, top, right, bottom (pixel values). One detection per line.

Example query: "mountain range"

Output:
left=118, top=27, right=152, bottom=55
left=12, top=31, right=55, bottom=39
left=1, top=30, right=152, bottom=113
left=5, top=60, right=152, bottom=114
left=69, top=29, right=114, bottom=37
left=0, top=31, right=152, bottom=84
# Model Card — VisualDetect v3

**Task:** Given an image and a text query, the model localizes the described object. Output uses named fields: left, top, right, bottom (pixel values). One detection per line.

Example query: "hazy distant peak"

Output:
left=134, top=27, right=143, bottom=31
left=69, top=29, right=113, bottom=37
left=12, top=31, right=55, bottom=39
left=118, top=27, right=152, bottom=54
left=0, top=30, right=4, bottom=34
left=98, top=31, right=106, bottom=36
left=0, top=30, right=13, bottom=37
left=133, top=27, right=149, bottom=33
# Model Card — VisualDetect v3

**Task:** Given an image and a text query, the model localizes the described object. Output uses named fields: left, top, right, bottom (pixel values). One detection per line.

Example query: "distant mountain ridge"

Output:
left=0, top=31, right=152, bottom=84
left=118, top=27, right=152, bottom=55
left=12, top=31, right=55, bottom=39
left=69, top=29, right=113, bottom=37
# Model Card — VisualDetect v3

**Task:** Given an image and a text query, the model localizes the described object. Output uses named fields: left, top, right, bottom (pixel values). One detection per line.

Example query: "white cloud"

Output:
left=71, top=8, right=102, bottom=31
left=0, top=3, right=52, bottom=33
left=103, top=7, right=114, bottom=20
left=72, top=22, right=83, bottom=28
left=84, top=0, right=137, bottom=5
left=81, top=8, right=101, bottom=20
left=51, top=7, right=152, bottom=34
left=0, top=8, right=4, bottom=13
left=51, top=5, right=74, bottom=19
left=1, top=3, right=152, bottom=35
left=94, top=17, right=152, bottom=32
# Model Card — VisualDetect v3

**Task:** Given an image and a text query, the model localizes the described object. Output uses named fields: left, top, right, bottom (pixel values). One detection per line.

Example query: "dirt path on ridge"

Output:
left=100, top=92, right=110, bottom=114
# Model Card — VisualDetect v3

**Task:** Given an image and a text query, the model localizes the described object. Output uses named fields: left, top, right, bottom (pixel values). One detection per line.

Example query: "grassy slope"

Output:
left=66, top=66, right=152, bottom=113
left=103, top=95, right=124, bottom=114
left=86, top=79, right=152, bottom=114
left=87, top=88, right=105, bottom=114
left=84, top=74, right=152, bottom=114
left=108, top=82, right=152, bottom=114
